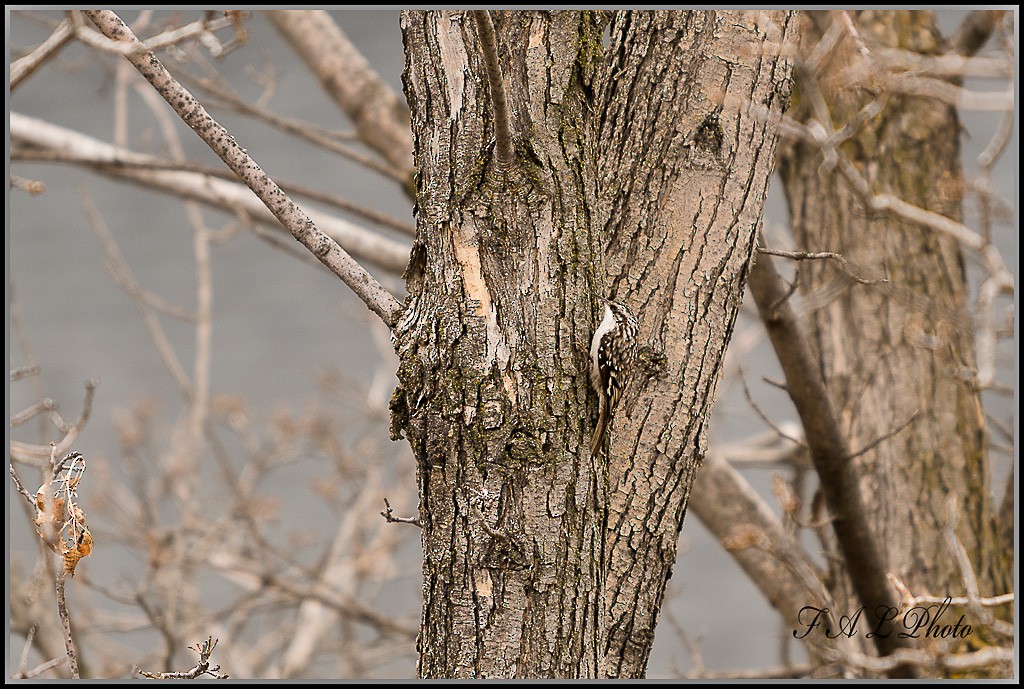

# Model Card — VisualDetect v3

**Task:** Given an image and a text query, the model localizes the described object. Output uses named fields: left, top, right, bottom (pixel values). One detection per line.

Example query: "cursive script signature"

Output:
left=793, top=597, right=973, bottom=640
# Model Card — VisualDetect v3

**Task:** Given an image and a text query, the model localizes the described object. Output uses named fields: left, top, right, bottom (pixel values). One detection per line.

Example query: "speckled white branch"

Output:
left=82, top=10, right=404, bottom=327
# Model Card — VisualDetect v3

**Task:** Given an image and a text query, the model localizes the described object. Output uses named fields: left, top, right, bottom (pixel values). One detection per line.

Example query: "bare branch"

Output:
left=10, top=399, right=57, bottom=428
left=688, top=451, right=834, bottom=663
left=874, top=74, right=1012, bottom=111
left=55, top=571, right=80, bottom=678
left=10, top=113, right=411, bottom=277
left=9, top=464, right=35, bottom=505
left=13, top=657, right=67, bottom=680
left=943, top=498, right=1014, bottom=639
left=747, top=234, right=914, bottom=668
left=894, top=588, right=1014, bottom=610
left=380, top=497, right=422, bottom=527
left=833, top=148, right=981, bottom=253
left=82, top=10, right=404, bottom=328
left=788, top=60, right=1016, bottom=304
left=869, top=49, right=1012, bottom=79
left=141, top=14, right=241, bottom=55
left=10, top=364, right=40, bottom=382
left=756, top=246, right=887, bottom=286
left=12, top=628, right=68, bottom=680
left=473, top=10, right=515, bottom=169
left=265, top=10, right=415, bottom=190
left=139, top=636, right=228, bottom=680
left=17, top=143, right=416, bottom=238
left=9, top=380, right=97, bottom=464
left=9, top=17, right=74, bottom=92
left=67, top=10, right=240, bottom=58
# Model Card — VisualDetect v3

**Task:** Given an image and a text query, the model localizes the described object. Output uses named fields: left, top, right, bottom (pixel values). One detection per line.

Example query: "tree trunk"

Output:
left=396, top=10, right=798, bottom=678
left=778, top=10, right=1012, bottom=659
left=594, top=10, right=800, bottom=677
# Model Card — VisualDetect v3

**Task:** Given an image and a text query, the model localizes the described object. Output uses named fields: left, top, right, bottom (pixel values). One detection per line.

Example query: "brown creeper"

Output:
left=589, top=299, right=639, bottom=457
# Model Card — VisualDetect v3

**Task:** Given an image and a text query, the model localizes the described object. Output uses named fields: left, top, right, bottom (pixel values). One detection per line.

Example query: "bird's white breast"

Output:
left=590, top=303, right=615, bottom=391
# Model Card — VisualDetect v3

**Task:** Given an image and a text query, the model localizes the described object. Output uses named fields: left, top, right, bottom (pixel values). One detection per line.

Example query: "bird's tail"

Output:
left=590, top=401, right=610, bottom=458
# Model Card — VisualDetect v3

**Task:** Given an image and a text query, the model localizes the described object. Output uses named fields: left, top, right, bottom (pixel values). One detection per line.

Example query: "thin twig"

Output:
left=9, top=464, right=35, bottom=505
left=380, top=497, right=422, bottom=527
left=181, top=68, right=359, bottom=142
left=142, top=15, right=239, bottom=55
left=10, top=399, right=57, bottom=428
left=473, top=10, right=515, bottom=169
left=139, top=636, right=229, bottom=679
left=10, top=364, right=40, bottom=382
left=55, top=571, right=79, bottom=678
left=898, top=589, right=1013, bottom=610
left=9, top=380, right=98, bottom=464
left=11, top=627, right=67, bottom=680
left=756, top=246, right=887, bottom=286
left=17, top=626, right=37, bottom=674
left=79, top=186, right=196, bottom=318
left=739, top=369, right=805, bottom=447
left=14, top=656, right=68, bottom=680
left=83, top=10, right=403, bottom=328
left=847, top=411, right=917, bottom=459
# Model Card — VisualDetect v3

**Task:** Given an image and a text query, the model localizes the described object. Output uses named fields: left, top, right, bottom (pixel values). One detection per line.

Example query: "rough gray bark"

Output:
left=396, top=9, right=797, bottom=678
left=397, top=10, right=606, bottom=677
left=778, top=10, right=1012, bottom=662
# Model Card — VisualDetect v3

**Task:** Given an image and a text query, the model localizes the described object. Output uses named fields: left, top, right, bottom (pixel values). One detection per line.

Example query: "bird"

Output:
left=589, top=299, right=638, bottom=457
